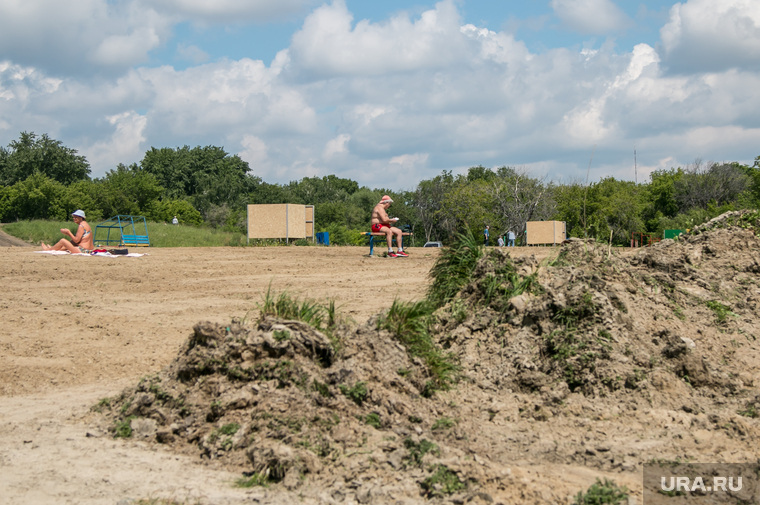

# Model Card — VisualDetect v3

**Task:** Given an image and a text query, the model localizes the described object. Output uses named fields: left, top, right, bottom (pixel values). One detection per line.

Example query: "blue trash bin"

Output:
left=316, top=232, right=330, bottom=245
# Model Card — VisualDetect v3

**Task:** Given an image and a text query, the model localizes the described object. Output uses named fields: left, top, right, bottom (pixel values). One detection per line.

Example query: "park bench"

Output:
left=364, top=232, right=413, bottom=257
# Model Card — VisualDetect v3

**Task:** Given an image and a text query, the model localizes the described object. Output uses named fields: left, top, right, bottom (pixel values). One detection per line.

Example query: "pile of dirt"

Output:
left=97, top=211, right=760, bottom=504
left=98, top=315, right=490, bottom=503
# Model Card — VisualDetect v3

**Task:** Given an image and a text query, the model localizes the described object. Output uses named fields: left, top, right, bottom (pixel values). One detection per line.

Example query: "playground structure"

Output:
left=525, top=221, right=566, bottom=245
left=631, top=229, right=686, bottom=247
left=630, top=231, right=661, bottom=248
left=246, top=204, right=315, bottom=243
left=94, top=215, right=150, bottom=247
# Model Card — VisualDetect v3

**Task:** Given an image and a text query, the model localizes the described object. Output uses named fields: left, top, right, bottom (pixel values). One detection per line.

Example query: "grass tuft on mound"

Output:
left=378, top=299, right=460, bottom=396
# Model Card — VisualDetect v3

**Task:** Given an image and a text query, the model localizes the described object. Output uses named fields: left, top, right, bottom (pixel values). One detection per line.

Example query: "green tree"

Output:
left=6, top=172, right=67, bottom=220
left=0, top=132, right=90, bottom=186
left=93, top=163, right=164, bottom=218
left=466, top=165, right=497, bottom=183
left=443, top=177, right=497, bottom=238
left=584, top=177, right=645, bottom=244
left=736, top=158, right=760, bottom=208
left=145, top=198, right=203, bottom=225
left=674, top=161, right=749, bottom=212
left=315, top=201, right=365, bottom=230
left=0, top=184, right=19, bottom=222
left=491, top=166, right=555, bottom=241
left=347, top=187, right=382, bottom=226
left=288, top=175, right=359, bottom=204
left=249, top=181, right=293, bottom=204
left=141, top=145, right=260, bottom=218
left=412, top=171, right=456, bottom=243
left=60, top=180, right=102, bottom=222
left=553, top=181, right=587, bottom=238
left=646, top=168, right=683, bottom=218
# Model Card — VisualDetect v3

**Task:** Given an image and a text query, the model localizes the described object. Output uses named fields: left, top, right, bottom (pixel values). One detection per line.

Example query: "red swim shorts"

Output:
left=371, top=223, right=387, bottom=233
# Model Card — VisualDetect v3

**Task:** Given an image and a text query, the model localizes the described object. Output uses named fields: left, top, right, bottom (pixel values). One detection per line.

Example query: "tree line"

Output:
left=1, top=131, right=758, bottom=246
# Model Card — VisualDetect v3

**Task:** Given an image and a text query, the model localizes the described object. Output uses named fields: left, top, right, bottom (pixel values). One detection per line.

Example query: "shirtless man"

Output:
left=41, top=209, right=95, bottom=254
left=370, top=195, right=407, bottom=257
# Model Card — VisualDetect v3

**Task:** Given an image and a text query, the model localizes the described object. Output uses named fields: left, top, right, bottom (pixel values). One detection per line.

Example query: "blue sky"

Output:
left=1, top=0, right=759, bottom=190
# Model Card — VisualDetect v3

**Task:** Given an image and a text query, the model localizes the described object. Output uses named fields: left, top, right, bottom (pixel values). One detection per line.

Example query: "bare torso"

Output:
left=371, top=203, right=390, bottom=226
left=73, top=222, right=94, bottom=250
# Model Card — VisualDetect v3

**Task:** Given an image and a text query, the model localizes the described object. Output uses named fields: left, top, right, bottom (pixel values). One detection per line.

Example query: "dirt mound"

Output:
left=99, top=315, right=497, bottom=503
left=0, top=226, right=33, bottom=247
left=97, top=212, right=760, bottom=503
left=438, top=226, right=759, bottom=398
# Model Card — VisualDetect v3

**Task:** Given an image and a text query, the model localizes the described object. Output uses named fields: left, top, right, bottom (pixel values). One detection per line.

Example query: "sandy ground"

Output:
left=0, top=239, right=560, bottom=504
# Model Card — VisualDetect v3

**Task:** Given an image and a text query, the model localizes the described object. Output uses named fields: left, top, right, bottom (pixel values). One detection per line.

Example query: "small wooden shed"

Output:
left=526, top=221, right=566, bottom=245
left=246, top=204, right=315, bottom=242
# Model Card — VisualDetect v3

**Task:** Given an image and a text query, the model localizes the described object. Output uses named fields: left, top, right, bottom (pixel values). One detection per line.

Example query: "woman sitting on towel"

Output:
left=41, top=210, right=94, bottom=254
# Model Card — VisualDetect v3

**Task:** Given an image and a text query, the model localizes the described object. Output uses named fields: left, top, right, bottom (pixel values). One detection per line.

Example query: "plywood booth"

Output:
left=526, top=220, right=566, bottom=245
left=247, top=204, right=315, bottom=243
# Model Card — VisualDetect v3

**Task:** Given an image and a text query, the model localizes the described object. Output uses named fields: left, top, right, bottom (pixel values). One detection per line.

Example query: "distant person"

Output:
left=483, top=225, right=490, bottom=246
left=41, top=210, right=94, bottom=254
left=497, top=235, right=504, bottom=247
left=507, top=230, right=516, bottom=247
left=371, top=195, right=407, bottom=257
left=172, top=215, right=179, bottom=225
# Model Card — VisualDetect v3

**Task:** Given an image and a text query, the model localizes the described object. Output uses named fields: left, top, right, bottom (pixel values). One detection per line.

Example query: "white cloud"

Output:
left=459, top=24, right=532, bottom=65
left=91, top=28, right=162, bottom=67
left=176, top=44, right=210, bottom=65
left=390, top=153, right=429, bottom=169
left=136, top=58, right=317, bottom=141
left=288, top=0, right=467, bottom=78
left=82, top=111, right=147, bottom=173
left=323, top=134, right=351, bottom=158
left=150, top=0, right=316, bottom=23
left=0, top=61, right=62, bottom=102
left=240, top=135, right=269, bottom=166
left=660, top=0, right=760, bottom=73
left=0, top=0, right=171, bottom=75
left=1, top=0, right=760, bottom=190
left=550, top=0, right=631, bottom=34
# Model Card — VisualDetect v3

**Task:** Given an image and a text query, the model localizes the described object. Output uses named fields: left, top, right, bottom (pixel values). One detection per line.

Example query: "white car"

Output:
left=423, top=241, right=443, bottom=248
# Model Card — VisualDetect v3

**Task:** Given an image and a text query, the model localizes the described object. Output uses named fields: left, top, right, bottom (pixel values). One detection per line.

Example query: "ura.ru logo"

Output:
left=661, top=476, right=742, bottom=493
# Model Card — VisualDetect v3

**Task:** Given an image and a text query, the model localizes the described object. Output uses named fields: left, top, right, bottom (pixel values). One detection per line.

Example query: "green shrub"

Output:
left=235, top=473, right=270, bottom=488
left=706, top=300, right=735, bottom=324
left=432, top=417, right=456, bottom=430
left=403, top=438, right=439, bottom=467
left=364, top=412, right=381, bottom=429
left=428, top=230, right=483, bottom=308
left=339, top=381, right=368, bottom=406
left=573, top=478, right=628, bottom=505
left=312, top=380, right=332, bottom=398
left=378, top=299, right=459, bottom=396
left=114, top=416, right=136, bottom=438
left=218, top=423, right=240, bottom=436
left=421, top=464, right=466, bottom=497
left=259, top=286, right=326, bottom=329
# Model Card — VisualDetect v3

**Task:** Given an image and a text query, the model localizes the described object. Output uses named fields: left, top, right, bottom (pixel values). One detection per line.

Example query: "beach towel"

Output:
left=34, top=250, right=146, bottom=258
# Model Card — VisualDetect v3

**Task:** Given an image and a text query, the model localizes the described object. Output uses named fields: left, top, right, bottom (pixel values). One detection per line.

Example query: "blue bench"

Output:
left=121, top=234, right=150, bottom=247
left=364, top=232, right=412, bottom=256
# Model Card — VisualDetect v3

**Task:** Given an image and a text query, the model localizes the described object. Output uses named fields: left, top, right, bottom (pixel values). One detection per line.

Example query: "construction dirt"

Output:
left=2, top=213, right=760, bottom=504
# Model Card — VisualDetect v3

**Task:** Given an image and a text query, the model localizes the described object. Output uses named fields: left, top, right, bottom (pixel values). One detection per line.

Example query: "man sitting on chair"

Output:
left=370, top=195, right=407, bottom=257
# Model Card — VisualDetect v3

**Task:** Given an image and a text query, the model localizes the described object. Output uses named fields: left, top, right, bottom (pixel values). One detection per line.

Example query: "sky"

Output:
left=1, top=0, right=759, bottom=191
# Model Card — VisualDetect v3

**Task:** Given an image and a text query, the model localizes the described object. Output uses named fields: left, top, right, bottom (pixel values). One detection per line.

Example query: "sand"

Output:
left=0, top=243, right=555, bottom=504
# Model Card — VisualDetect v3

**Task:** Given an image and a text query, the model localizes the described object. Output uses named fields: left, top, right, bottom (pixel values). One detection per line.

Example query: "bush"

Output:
left=427, top=230, right=483, bottom=308
left=320, top=223, right=366, bottom=246
left=379, top=299, right=459, bottom=396
left=573, top=478, right=628, bottom=505
left=145, top=198, right=203, bottom=226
